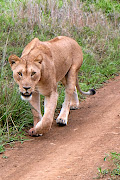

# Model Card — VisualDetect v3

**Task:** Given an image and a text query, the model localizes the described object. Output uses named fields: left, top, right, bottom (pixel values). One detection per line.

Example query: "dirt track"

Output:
left=0, top=76, right=120, bottom=180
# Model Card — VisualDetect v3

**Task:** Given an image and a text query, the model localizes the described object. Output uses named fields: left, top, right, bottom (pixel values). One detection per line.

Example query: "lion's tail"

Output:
left=76, top=78, right=96, bottom=95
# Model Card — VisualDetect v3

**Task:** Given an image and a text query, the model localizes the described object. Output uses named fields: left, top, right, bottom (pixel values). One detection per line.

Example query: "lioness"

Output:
left=9, top=36, right=95, bottom=136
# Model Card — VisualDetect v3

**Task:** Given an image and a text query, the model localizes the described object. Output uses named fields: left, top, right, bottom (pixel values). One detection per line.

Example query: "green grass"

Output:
left=95, top=152, right=120, bottom=179
left=0, top=0, right=120, bottom=152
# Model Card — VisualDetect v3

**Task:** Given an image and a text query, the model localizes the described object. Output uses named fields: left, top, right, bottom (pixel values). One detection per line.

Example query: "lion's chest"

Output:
left=36, top=81, right=54, bottom=96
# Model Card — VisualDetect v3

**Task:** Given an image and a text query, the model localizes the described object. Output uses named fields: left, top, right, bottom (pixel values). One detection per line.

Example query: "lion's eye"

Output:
left=18, top=72, right=22, bottom=76
left=31, top=72, right=36, bottom=76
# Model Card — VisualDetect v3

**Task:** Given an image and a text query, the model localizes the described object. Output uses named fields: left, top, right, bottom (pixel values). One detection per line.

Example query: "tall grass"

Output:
left=0, top=0, right=120, bottom=149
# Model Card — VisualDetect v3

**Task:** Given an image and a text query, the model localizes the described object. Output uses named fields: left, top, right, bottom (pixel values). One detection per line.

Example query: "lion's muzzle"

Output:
left=20, top=91, right=32, bottom=101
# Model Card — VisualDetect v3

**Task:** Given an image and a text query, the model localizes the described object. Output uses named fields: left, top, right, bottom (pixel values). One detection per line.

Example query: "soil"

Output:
left=0, top=75, right=120, bottom=180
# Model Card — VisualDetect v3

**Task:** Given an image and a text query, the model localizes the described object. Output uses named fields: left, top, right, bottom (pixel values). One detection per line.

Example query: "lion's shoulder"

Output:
left=21, top=38, right=40, bottom=57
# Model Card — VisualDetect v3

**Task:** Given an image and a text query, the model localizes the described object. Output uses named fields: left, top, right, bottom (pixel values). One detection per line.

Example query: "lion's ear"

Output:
left=34, top=54, right=43, bottom=64
left=9, top=54, right=21, bottom=69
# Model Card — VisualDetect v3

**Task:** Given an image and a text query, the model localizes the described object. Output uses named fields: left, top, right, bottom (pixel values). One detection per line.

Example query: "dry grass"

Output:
left=6, top=0, right=119, bottom=36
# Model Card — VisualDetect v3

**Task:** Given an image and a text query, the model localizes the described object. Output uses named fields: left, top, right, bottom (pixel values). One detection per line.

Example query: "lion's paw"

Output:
left=35, top=120, right=52, bottom=134
left=28, top=128, right=42, bottom=137
left=70, top=106, right=79, bottom=110
left=36, top=126, right=50, bottom=135
left=56, top=118, right=67, bottom=126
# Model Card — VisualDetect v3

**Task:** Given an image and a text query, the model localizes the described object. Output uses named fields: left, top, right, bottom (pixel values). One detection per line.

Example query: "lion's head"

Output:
left=9, top=38, right=53, bottom=100
left=9, top=54, right=42, bottom=101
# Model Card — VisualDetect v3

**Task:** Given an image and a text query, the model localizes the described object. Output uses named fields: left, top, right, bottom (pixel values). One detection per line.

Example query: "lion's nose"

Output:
left=23, top=87, right=31, bottom=91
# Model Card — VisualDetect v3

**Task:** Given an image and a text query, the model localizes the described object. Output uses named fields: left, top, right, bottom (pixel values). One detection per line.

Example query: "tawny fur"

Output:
left=9, top=36, right=95, bottom=136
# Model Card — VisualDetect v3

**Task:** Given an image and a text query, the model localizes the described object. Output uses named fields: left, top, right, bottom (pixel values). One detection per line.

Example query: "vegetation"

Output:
left=96, top=152, right=120, bottom=179
left=0, top=0, right=120, bottom=151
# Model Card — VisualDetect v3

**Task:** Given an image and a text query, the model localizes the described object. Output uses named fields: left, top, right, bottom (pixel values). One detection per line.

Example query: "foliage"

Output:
left=0, top=0, right=120, bottom=150
left=96, top=152, right=120, bottom=179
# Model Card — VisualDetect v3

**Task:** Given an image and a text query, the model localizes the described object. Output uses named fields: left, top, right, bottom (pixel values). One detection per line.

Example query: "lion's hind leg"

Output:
left=61, top=77, right=79, bottom=110
left=70, top=86, right=79, bottom=110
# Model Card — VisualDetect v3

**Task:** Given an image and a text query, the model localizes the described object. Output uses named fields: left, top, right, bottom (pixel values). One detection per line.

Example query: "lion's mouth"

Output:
left=20, top=92, right=32, bottom=100
left=20, top=92, right=32, bottom=97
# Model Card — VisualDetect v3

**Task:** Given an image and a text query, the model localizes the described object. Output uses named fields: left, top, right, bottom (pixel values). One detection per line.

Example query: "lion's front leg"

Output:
left=29, top=91, right=42, bottom=136
left=56, top=68, right=77, bottom=125
left=34, top=91, right=58, bottom=135
left=56, top=94, right=70, bottom=126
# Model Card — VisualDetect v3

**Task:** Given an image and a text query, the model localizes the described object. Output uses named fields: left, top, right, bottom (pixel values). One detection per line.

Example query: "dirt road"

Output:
left=0, top=76, right=120, bottom=180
